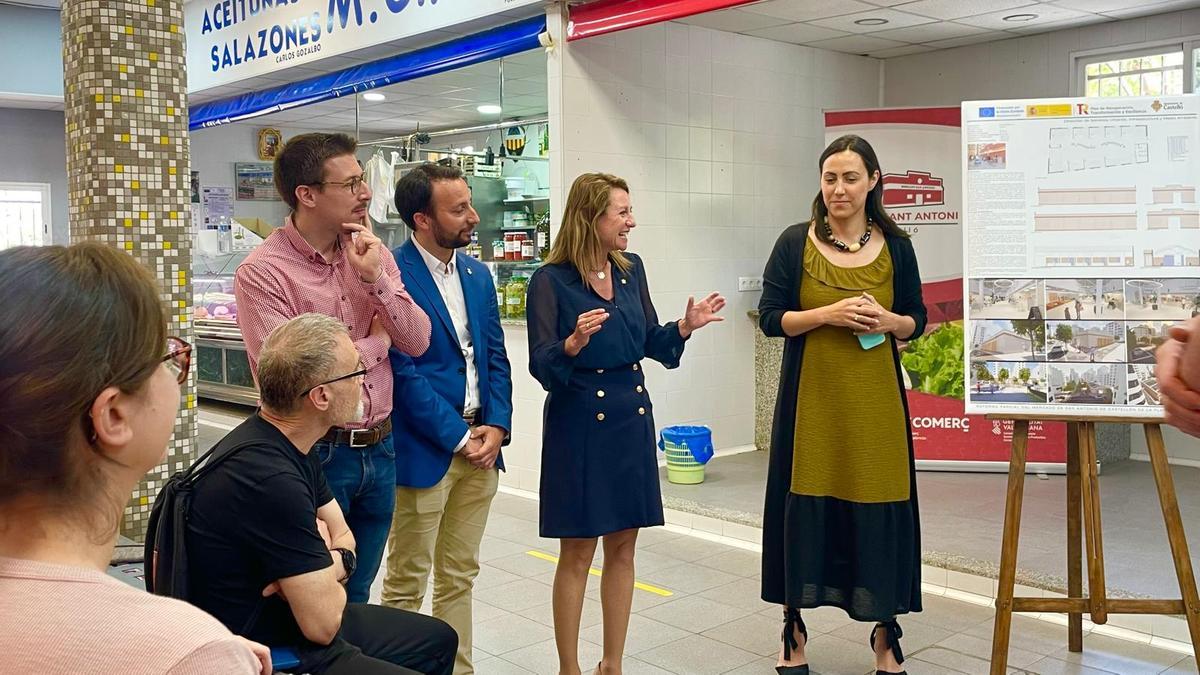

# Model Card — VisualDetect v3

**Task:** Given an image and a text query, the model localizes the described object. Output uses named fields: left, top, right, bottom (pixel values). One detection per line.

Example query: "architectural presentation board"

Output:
left=962, top=95, right=1200, bottom=418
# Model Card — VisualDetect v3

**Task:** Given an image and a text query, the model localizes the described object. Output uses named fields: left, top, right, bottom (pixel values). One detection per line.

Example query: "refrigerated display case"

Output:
left=467, top=173, right=546, bottom=322
left=389, top=166, right=547, bottom=322
left=193, top=250, right=258, bottom=405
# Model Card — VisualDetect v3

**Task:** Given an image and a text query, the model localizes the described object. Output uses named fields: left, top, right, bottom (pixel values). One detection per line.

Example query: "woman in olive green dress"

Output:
left=758, top=135, right=927, bottom=675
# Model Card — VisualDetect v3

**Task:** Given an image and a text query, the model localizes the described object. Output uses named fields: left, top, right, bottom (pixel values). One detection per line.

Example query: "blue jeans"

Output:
left=315, top=432, right=396, bottom=604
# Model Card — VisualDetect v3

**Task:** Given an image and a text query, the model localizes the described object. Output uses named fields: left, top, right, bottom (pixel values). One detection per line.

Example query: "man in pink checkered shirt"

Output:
left=234, top=132, right=431, bottom=602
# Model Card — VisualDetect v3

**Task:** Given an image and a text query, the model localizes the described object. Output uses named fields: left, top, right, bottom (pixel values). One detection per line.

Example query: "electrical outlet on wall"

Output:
left=738, top=276, right=763, bottom=292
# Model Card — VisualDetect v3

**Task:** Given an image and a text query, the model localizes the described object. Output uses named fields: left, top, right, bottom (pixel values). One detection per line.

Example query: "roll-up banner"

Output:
left=826, top=108, right=1067, bottom=470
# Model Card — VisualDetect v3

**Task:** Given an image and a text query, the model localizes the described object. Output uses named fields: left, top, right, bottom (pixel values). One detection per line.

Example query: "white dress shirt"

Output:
left=413, top=239, right=480, bottom=452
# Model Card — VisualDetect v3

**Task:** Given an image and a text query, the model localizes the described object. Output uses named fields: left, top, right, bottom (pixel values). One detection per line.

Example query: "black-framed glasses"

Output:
left=163, top=336, right=192, bottom=385
left=309, top=174, right=368, bottom=194
left=301, top=362, right=367, bottom=398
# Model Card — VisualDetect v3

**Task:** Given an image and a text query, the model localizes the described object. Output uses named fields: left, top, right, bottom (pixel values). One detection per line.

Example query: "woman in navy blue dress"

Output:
left=527, top=173, right=725, bottom=675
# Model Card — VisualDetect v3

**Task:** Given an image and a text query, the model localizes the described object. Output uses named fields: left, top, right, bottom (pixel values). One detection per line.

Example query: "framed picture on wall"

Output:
left=234, top=162, right=277, bottom=201
left=258, top=128, right=283, bottom=160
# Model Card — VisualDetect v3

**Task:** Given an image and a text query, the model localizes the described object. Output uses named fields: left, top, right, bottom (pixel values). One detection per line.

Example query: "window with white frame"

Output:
left=1075, top=40, right=1198, bottom=97
left=0, top=182, right=51, bottom=249
left=1195, top=47, right=1200, bottom=91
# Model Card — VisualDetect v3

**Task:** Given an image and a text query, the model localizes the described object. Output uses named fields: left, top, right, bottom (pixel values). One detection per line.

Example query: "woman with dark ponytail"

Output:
left=757, top=135, right=926, bottom=675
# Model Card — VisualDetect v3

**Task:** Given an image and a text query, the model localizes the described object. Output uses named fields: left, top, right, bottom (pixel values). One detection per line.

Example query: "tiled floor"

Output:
left=197, top=409, right=1198, bottom=673
left=660, top=450, right=1200, bottom=599
left=373, top=491, right=1196, bottom=674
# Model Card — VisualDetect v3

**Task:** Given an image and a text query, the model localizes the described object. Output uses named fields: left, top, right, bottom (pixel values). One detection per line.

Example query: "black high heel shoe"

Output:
left=776, top=607, right=809, bottom=675
left=870, top=619, right=907, bottom=675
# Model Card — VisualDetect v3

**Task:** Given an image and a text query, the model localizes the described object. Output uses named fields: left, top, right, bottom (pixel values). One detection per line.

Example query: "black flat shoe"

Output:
left=776, top=607, right=810, bottom=675
left=870, top=619, right=907, bottom=675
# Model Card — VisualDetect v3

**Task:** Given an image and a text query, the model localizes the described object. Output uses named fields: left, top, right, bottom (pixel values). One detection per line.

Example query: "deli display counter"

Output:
left=193, top=249, right=258, bottom=405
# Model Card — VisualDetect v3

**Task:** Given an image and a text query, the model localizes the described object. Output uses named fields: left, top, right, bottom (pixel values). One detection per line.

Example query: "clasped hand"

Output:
left=461, top=424, right=504, bottom=469
left=826, top=292, right=896, bottom=335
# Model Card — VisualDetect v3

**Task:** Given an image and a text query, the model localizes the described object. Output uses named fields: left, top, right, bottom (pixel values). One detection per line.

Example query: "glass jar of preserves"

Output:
left=504, top=275, right=528, bottom=319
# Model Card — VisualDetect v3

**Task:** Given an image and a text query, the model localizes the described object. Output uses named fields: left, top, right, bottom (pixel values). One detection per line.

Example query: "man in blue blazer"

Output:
left=382, top=163, right=512, bottom=675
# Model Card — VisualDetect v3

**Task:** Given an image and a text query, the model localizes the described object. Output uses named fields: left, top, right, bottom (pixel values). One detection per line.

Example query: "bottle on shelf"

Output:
left=492, top=237, right=505, bottom=262
left=505, top=275, right=528, bottom=319
left=216, top=215, right=232, bottom=254
left=505, top=232, right=519, bottom=261
left=467, top=231, right=481, bottom=260
left=534, top=210, right=550, bottom=259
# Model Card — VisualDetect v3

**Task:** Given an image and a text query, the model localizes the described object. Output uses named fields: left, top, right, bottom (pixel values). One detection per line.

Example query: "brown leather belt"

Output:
left=321, top=417, right=392, bottom=448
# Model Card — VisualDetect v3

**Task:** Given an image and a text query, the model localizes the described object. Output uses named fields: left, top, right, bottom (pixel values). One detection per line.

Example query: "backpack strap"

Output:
left=143, top=438, right=264, bottom=594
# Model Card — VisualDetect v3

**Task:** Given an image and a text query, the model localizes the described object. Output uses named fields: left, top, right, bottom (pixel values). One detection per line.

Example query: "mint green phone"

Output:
left=857, top=332, right=886, bottom=350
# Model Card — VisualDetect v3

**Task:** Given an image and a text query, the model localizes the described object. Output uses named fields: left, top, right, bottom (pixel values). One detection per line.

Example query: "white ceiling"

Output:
left=244, top=48, right=548, bottom=135
left=12, top=0, right=1200, bottom=127
left=677, top=0, right=1200, bottom=58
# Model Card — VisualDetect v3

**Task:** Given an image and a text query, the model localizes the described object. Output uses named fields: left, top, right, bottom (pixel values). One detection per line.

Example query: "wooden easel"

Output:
left=988, top=414, right=1200, bottom=673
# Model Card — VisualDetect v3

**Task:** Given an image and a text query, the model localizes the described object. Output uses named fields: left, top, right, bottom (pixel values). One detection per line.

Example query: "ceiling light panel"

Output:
left=956, top=4, right=1091, bottom=29
left=808, top=8, right=936, bottom=32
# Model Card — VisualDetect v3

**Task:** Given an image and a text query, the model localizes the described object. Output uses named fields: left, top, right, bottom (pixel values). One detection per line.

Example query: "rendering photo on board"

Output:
left=970, top=361, right=1047, bottom=402
left=1045, top=363, right=1126, bottom=405
left=1043, top=278, right=1124, bottom=320
left=968, top=278, right=1044, bottom=320
left=1125, top=278, right=1200, bottom=320
left=970, top=319, right=1046, bottom=362
left=1045, top=320, right=1126, bottom=363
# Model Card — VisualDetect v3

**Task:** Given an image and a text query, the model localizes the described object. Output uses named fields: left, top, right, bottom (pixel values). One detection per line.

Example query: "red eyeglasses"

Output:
left=163, top=336, right=192, bottom=384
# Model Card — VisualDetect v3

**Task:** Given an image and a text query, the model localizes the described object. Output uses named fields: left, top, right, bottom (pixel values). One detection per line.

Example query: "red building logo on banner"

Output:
left=882, top=170, right=945, bottom=208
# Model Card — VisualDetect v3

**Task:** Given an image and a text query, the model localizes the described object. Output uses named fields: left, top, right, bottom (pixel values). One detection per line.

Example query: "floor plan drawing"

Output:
left=1047, top=124, right=1149, bottom=174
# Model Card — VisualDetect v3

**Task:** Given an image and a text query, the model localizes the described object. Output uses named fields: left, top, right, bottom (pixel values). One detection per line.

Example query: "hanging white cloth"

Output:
left=364, top=150, right=395, bottom=223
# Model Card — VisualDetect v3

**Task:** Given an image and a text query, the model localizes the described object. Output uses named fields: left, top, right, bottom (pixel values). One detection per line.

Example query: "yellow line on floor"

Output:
left=525, top=550, right=674, bottom=597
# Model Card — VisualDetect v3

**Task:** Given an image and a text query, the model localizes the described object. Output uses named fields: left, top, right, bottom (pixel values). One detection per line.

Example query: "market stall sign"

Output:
left=186, top=0, right=543, bottom=91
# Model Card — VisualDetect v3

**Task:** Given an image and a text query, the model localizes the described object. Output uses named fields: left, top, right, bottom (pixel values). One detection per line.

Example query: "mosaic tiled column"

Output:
left=63, top=0, right=194, bottom=540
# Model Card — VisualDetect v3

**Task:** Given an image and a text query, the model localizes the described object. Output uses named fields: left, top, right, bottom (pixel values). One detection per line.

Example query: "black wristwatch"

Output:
left=332, top=547, right=356, bottom=584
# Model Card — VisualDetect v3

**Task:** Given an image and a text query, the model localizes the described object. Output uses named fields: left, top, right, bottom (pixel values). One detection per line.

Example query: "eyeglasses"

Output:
left=163, top=336, right=192, bottom=385
left=301, top=362, right=367, bottom=398
left=310, top=174, right=368, bottom=194
left=84, top=336, right=192, bottom=443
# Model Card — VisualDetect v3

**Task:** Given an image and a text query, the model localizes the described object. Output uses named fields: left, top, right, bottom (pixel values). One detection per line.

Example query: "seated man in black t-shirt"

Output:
left=186, top=313, right=457, bottom=675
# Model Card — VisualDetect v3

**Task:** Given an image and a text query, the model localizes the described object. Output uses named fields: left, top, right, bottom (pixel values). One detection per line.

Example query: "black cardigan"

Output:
left=756, top=222, right=927, bottom=604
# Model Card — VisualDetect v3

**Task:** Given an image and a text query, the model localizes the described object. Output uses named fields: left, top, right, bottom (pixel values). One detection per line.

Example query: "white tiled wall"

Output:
left=497, top=10, right=881, bottom=491
left=882, top=7, right=1200, bottom=465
